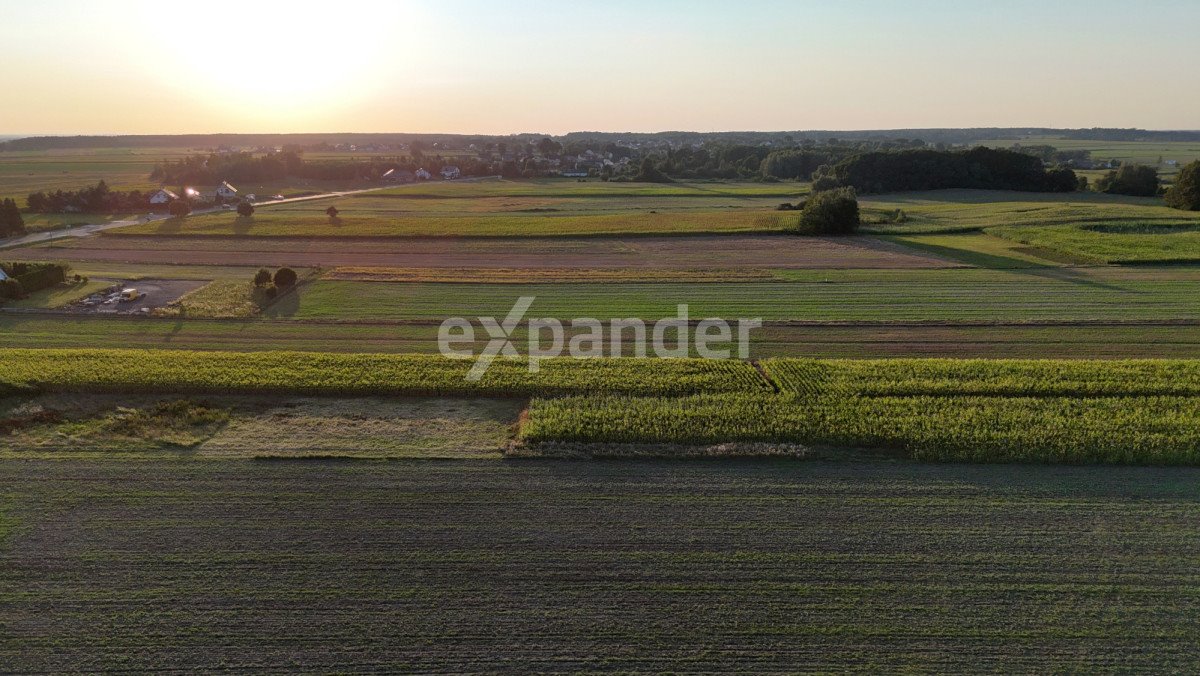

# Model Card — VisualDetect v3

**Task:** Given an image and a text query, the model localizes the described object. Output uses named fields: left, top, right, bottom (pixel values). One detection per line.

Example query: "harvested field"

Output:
left=3, top=459, right=1200, bottom=672
left=0, top=395, right=520, bottom=459
left=17, top=234, right=957, bottom=269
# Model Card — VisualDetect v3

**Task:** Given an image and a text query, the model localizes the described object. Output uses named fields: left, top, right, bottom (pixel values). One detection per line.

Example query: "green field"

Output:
left=521, top=358, right=1200, bottom=464
left=8, top=315, right=1200, bottom=358
left=116, top=208, right=789, bottom=237
left=4, top=458, right=1200, bottom=672
left=289, top=270, right=1200, bottom=322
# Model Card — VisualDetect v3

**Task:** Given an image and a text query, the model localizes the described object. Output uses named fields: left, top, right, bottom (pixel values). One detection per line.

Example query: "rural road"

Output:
left=0, top=186, right=387, bottom=250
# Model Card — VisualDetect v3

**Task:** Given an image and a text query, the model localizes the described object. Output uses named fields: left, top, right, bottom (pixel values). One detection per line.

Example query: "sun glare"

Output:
left=144, top=1, right=414, bottom=115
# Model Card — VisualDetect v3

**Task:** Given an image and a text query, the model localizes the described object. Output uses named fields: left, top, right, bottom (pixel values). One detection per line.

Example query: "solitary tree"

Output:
left=325, top=205, right=340, bottom=223
left=0, top=199, right=25, bottom=237
left=253, top=268, right=272, bottom=287
left=273, top=267, right=298, bottom=288
left=168, top=200, right=191, bottom=218
left=236, top=201, right=255, bottom=217
left=1165, top=160, right=1200, bottom=211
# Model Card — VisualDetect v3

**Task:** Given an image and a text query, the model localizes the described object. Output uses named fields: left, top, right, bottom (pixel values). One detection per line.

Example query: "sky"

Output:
left=1, top=0, right=1198, bottom=135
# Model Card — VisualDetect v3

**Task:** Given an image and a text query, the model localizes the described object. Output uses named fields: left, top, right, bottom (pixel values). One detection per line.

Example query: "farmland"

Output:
left=5, top=459, right=1200, bottom=672
left=5, top=141, right=1200, bottom=670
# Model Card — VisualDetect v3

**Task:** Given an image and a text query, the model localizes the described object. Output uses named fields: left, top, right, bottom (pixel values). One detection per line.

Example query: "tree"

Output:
left=1165, top=160, right=1200, bottom=211
left=168, top=200, right=191, bottom=218
left=273, top=267, right=298, bottom=288
left=253, top=268, right=272, bottom=287
left=325, top=205, right=340, bottom=222
left=795, top=187, right=859, bottom=235
left=1095, top=164, right=1159, bottom=197
left=1, top=199, right=26, bottom=237
left=236, top=201, right=255, bottom=217
left=633, top=157, right=672, bottom=183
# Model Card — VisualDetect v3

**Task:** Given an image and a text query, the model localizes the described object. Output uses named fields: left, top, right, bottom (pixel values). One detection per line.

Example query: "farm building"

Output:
left=216, top=181, right=238, bottom=199
left=561, top=169, right=589, bottom=178
left=148, top=189, right=179, bottom=205
left=0, top=268, right=7, bottom=281
left=440, top=166, right=461, bottom=180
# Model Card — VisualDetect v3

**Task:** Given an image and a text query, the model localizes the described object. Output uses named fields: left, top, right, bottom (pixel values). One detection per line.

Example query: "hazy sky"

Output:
left=2, top=0, right=1197, bottom=135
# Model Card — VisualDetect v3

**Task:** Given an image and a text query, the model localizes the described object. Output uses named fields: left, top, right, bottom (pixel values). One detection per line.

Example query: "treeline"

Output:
left=25, top=181, right=149, bottom=214
left=653, top=139, right=928, bottom=181
left=1, top=199, right=25, bottom=237
left=822, top=147, right=1079, bottom=194
left=150, top=151, right=496, bottom=185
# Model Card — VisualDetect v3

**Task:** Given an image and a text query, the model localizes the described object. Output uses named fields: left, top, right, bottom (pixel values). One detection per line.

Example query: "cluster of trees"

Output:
left=1095, top=165, right=1160, bottom=197
left=1009, top=144, right=1092, bottom=165
left=794, top=187, right=860, bottom=235
left=1166, top=161, right=1200, bottom=211
left=25, top=181, right=148, bottom=214
left=1, top=199, right=25, bottom=237
left=821, top=147, right=1078, bottom=194
left=252, top=267, right=297, bottom=300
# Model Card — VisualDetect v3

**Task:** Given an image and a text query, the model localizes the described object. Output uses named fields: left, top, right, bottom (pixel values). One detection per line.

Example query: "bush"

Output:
left=264, top=286, right=278, bottom=300
left=168, top=200, right=191, bottom=217
left=1165, top=161, right=1200, bottom=211
left=236, top=201, right=254, bottom=217
left=0, top=278, right=24, bottom=299
left=1, top=261, right=66, bottom=295
left=796, top=187, right=859, bottom=235
left=253, top=268, right=272, bottom=286
left=1095, top=164, right=1159, bottom=197
left=273, top=267, right=297, bottom=288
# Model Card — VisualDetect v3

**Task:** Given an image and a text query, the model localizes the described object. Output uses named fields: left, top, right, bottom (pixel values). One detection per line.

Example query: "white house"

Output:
left=415, top=168, right=432, bottom=180
left=440, top=166, right=461, bottom=180
left=216, top=181, right=238, bottom=199
left=148, top=189, right=179, bottom=205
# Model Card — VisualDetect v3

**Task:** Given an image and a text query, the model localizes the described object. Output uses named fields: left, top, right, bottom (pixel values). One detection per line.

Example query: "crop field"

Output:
left=991, top=222, right=1200, bottom=264
left=114, top=208, right=789, bottom=237
left=288, top=271, right=1200, bottom=322
left=522, top=358, right=1200, bottom=464
left=9, top=315, right=1200, bottom=358
left=860, top=189, right=1200, bottom=235
left=18, top=233, right=947, bottom=269
left=0, top=349, right=769, bottom=397
left=4, top=459, right=1200, bottom=672
left=978, top=138, right=1200, bottom=171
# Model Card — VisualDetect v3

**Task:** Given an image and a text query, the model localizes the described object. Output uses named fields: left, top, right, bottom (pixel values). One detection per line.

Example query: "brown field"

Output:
left=322, top=266, right=781, bottom=283
left=15, top=234, right=957, bottom=269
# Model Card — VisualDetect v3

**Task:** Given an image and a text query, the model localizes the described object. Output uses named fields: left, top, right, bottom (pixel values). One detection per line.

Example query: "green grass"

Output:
left=291, top=273, right=1200, bottom=322
left=991, top=222, right=1200, bottom=264
left=1, top=280, right=108, bottom=309
left=112, top=209, right=788, bottom=237
left=860, top=189, right=1198, bottom=235
left=368, top=178, right=807, bottom=198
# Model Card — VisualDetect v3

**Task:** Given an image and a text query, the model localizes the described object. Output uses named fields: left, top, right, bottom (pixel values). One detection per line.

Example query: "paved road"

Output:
left=0, top=187, right=386, bottom=250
